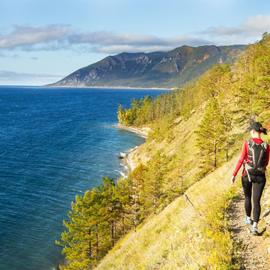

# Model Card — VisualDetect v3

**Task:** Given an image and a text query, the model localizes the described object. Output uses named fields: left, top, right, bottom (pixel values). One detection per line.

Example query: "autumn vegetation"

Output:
left=57, top=33, right=270, bottom=269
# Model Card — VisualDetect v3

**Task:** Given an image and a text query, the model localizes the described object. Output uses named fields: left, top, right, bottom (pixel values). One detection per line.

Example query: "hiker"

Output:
left=231, top=121, right=269, bottom=235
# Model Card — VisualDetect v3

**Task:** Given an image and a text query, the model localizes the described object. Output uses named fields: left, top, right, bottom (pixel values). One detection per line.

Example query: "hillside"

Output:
left=96, top=157, right=270, bottom=270
left=49, top=45, right=245, bottom=88
left=95, top=157, right=239, bottom=270
left=57, top=34, right=270, bottom=270
left=94, top=35, right=270, bottom=269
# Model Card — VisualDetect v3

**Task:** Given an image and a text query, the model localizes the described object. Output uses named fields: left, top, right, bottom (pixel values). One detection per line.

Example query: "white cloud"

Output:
left=0, top=25, right=210, bottom=53
left=71, top=32, right=211, bottom=53
left=200, top=15, right=270, bottom=39
left=244, top=15, right=270, bottom=34
left=0, top=15, right=269, bottom=54
left=69, top=32, right=208, bottom=47
left=0, top=25, right=72, bottom=50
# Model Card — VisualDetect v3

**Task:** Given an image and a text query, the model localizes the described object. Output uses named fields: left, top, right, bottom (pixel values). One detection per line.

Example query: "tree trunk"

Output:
left=226, top=143, right=229, bottom=162
left=88, top=228, right=92, bottom=258
left=111, top=220, right=115, bottom=247
left=214, top=142, right=217, bottom=168
left=122, top=216, right=125, bottom=235
left=95, top=224, right=99, bottom=258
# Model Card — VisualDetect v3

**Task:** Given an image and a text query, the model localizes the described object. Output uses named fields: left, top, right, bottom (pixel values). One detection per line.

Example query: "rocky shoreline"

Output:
left=116, top=123, right=151, bottom=138
left=119, top=145, right=139, bottom=176
left=116, top=124, right=151, bottom=177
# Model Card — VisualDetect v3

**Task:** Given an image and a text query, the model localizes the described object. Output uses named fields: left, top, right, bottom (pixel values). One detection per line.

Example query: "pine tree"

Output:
left=57, top=177, right=126, bottom=270
left=196, top=98, right=227, bottom=176
left=129, top=164, right=147, bottom=228
left=96, top=177, right=123, bottom=248
left=144, top=151, right=167, bottom=214
left=57, top=193, right=97, bottom=270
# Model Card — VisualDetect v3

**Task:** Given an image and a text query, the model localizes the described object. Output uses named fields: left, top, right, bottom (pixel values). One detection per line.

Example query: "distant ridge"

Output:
left=49, top=44, right=246, bottom=88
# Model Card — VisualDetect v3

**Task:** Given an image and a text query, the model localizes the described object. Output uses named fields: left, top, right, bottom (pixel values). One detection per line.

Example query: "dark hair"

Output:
left=248, top=121, right=267, bottom=135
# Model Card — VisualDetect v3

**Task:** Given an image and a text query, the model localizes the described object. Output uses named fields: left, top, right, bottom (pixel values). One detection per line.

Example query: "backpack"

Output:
left=245, top=139, right=268, bottom=176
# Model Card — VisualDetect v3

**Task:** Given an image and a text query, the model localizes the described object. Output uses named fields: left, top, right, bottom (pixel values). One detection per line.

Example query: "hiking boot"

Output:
left=250, top=226, right=259, bottom=235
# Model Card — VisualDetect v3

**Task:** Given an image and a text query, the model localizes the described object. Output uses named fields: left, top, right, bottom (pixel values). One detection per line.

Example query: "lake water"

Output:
left=0, top=86, right=167, bottom=270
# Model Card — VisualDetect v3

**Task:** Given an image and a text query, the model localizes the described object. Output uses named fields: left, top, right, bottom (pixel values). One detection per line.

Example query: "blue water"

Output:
left=0, top=86, right=167, bottom=270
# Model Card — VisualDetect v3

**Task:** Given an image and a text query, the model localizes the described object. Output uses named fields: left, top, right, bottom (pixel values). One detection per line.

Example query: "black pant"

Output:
left=242, top=174, right=266, bottom=223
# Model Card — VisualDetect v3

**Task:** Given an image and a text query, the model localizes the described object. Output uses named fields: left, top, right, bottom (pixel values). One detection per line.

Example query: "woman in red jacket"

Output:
left=231, top=121, right=269, bottom=235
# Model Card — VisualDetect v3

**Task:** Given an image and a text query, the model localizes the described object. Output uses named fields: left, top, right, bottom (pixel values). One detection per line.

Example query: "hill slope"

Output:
left=57, top=34, right=270, bottom=270
left=50, top=45, right=245, bottom=88
left=95, top=156, right=238, bottom=270
left=94, top=34, right=270, bottom=269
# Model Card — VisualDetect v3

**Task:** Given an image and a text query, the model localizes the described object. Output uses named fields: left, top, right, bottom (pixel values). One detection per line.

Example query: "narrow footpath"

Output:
left=229, top=183, right=270, bottom=270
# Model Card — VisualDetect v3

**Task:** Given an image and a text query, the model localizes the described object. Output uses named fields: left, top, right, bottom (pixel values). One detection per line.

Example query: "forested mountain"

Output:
left=50, top=45, right=245, bottom=88
left=57, top=33, right=270, bottom=270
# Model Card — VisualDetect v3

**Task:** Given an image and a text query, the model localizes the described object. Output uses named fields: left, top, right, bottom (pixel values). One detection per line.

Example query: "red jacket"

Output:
left=232, top=137, right=270, bottom=177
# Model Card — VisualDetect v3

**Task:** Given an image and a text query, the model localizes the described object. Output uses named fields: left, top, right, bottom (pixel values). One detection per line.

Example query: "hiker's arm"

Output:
left=232, top=141, right=247, bottom=177
left=266, top=144, right=270, bottom=167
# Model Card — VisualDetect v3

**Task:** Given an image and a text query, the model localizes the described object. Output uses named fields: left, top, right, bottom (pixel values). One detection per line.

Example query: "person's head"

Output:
left=248, top=121, right=267, bottom=138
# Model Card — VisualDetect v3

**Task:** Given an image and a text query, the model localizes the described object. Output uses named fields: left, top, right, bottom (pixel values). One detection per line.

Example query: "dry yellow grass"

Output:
left=127, top=107, right=205, bottom=189
left=95, top=156, right=239, bottom=270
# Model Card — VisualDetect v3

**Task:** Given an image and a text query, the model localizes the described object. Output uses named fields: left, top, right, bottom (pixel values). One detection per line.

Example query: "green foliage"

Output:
left=195, top=98, right=232, bottom=176
left=148, top=114, right=175, bottom=142
left=57, top=177, right=126, bottom=269
left=58, top=149, right=188, bottom=269
left=143, top=151, right=167, bottom=214
left=117, top=96, right=153, bottom=126
left=59, top=33, right=270, bottom=269
left=232, top=32, right=270, bottom=125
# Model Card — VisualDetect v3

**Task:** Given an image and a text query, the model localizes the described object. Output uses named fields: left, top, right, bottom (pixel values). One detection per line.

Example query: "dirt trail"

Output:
left=229, top=184, right=270, bottom=270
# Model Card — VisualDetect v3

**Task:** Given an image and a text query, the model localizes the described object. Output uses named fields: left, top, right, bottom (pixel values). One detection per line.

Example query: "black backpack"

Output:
left=246, top=139, right=268, bottom=175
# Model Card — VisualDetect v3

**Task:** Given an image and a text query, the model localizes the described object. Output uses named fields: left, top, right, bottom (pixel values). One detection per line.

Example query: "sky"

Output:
left=1, top=0, right=270, bottom=85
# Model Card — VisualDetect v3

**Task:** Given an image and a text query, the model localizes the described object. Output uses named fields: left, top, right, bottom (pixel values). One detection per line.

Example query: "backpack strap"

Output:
left=247, top=139, right=255, bottom=148
left=257, top=141, right=268, bottom=169
left=261, top=141, right=268, bottom=150
left=247, top=139, right=256, bottom=166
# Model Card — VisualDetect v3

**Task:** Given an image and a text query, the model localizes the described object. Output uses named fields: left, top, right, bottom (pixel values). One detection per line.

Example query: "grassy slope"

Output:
left=95, top=103, right=241, bottom=269
left=96, top=155, right=238, bottom=270
left=94, top=37, right=270, bottom=269
left=127, top=108, right=206, bottom=190
left=96, top=120, right=269, bottom=269
left=95, top=126, right=270, bottom=269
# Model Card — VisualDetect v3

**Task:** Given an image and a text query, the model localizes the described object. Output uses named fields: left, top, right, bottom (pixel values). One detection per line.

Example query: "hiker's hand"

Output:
left=231, top=176, right=236, bottom=185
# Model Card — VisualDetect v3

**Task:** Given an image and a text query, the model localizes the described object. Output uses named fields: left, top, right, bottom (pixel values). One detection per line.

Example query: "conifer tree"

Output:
left=196, top=98, right=227, bottom=175
left=57, top=193, right=97, bottom=270
left=57, top=177, right=125, bottom=270
left=96, top=177, right=123, bottom=248
left=129, top=164, right=147, bottom=228
left=144, top=151, right=167, bottom=214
